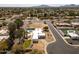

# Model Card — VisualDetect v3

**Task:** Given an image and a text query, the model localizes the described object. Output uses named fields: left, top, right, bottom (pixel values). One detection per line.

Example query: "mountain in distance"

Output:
left=31, top=4, right=79, bottom=8
left=31, top=5, right=52, bottom=8
left=61, top=4, right=79, bottom=7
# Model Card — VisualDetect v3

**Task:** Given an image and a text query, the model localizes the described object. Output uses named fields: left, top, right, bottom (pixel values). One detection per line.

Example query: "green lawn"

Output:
left=23, top=40, right=32, bottom=48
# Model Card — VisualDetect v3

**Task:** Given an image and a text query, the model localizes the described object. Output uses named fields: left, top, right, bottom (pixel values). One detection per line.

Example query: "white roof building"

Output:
left=67, top=30, right=79, bottom=39
left=71, top=22, right=79, bottom=25
left=0, top=29, right=9, bottom=41
left=0, top=29, right=8, bottom=35
left=32, top=28, right=45, bottom=40
left=0, top=36, right=9, bottom=41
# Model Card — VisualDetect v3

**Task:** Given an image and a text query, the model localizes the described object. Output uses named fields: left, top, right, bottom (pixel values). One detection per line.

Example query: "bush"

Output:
left=11, top=44, right=24, bottom=54
left=0, top=40, right=9, bottom=52
left=2, top=21, right=7, bottom=26
left=43, top=26, right=48, bottom=32
left=43, top=26, right=48, bottom=30
left=24, top=48, right=32, bottom=52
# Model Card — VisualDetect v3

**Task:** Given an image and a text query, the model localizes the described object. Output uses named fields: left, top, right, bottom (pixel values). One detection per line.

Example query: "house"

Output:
left=64, top=16, right=75, bottom=19
left=32, top=28, right=45, bottom=41
left=67, top=30, right=79, bottom=40
left=27, top=28, right=45, bottom=41
left=56, top=22, right=71, bottom=27
left=0, top=29, right=9, bottom=41
left=56, top=22, right=73, bottom=29
left=75, top=16, right=79, bottom=19
left=71, top=22, right=79, bottom=28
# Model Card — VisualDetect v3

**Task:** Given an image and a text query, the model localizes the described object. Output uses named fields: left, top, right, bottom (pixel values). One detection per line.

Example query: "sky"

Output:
left=0, top=0, right=79, bottom=7
left=0, top=4, right=65, bottom=7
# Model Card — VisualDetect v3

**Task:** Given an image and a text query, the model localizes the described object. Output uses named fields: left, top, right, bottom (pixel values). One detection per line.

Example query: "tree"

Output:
left=68, top=11, right=76, bottom=16
left=16, top=28, right=25, bottom=38
left=14, top=19, right=23, bottom=29
left=8, top=22, right=16, bottom=40
left=8, top=22, right=17, bottom=49
left=44, top=13, right=47, bottom=17
left=15, top=28, right=25, bottom=43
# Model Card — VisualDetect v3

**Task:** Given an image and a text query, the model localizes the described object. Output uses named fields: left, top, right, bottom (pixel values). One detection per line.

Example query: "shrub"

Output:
left=43, top=26, right=48, bottom=32
left=0, top=40, right=9, bottom=53
left=11, top=44, right=23, bottom=54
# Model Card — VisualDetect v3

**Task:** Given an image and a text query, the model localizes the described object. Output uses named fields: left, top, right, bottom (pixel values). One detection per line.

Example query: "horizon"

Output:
left=0, top=4, right=78, bottom=7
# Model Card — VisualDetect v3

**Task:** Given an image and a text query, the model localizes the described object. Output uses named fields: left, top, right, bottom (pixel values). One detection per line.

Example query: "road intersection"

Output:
left=46, top=21, right=79, bottom=54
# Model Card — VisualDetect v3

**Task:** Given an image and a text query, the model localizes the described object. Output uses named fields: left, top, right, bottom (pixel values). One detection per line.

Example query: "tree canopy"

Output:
left=14, top=19, right=23, bottom=29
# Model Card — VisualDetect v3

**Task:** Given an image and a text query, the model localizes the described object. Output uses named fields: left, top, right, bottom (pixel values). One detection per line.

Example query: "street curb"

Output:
left=44, top=21, right=79, bottom=54
left=44, top=24, right=56, bottom=54
left=53, top=25, right=79, bottom=47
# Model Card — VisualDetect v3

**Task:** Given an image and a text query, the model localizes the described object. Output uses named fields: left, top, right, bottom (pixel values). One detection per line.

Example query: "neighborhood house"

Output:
left=27, top=28, right=45, bottom=41
left=0, top=29, right=9, bottom=41
left=67, top=30, right=79, bottom=40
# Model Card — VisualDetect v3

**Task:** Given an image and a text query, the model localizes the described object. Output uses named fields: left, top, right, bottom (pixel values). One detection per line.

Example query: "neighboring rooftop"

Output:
left=0, top=29, right=8, bottom=35
left=0, top=29, right=9, bottom=41
left=67, top=30, right=79, bottom=38
left=71, top=22, right=79, bottom=25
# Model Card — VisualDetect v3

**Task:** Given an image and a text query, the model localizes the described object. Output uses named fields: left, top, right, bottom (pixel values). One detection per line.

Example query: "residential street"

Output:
left=46, top=21, right=79, bottom=54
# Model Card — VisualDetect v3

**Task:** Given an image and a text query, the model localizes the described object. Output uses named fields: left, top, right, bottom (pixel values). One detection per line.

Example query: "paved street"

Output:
left=46, top=21, right=79, bottom=54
